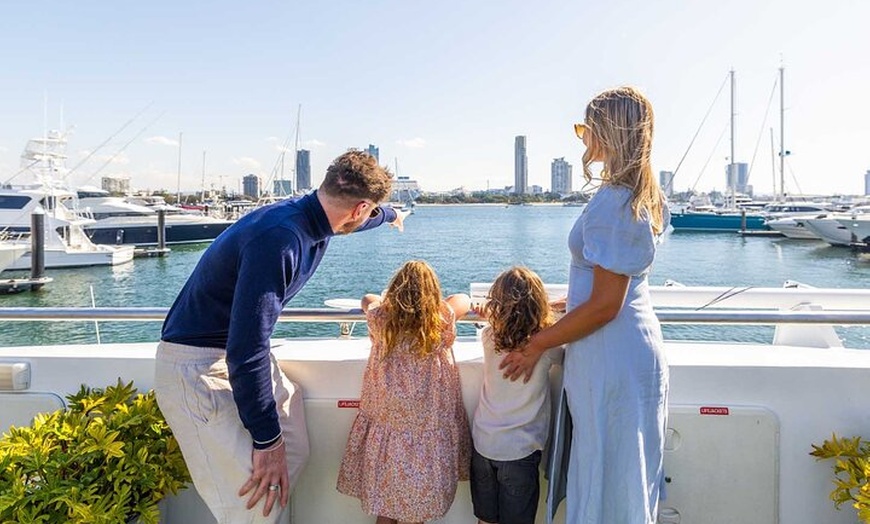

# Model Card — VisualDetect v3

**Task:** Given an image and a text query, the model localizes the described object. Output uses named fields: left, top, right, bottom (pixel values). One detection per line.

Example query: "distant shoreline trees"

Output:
left=415, top=191, right=588, bottom=205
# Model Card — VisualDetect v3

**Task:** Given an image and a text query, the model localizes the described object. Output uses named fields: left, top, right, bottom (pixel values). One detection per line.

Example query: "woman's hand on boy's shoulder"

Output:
left=500, top=338, right=547, bottom=383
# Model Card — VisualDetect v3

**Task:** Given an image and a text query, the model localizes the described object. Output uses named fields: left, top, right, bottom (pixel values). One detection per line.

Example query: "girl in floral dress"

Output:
left=337, top=260, right=472, bottom=524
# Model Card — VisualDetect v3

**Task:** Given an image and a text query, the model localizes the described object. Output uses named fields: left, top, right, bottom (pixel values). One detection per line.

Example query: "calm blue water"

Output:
left=2, top=204, right=869, bottom=347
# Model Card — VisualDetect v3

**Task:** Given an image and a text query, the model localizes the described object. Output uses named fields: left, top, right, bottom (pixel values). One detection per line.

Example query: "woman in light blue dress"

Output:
left=501, top=86, right=670, bottom=524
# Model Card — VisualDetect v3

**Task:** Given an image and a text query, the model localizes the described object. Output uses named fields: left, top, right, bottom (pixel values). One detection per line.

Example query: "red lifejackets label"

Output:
left=337, top=400, right=360, bottom=408
left=699, top=406, right=730, bottom=415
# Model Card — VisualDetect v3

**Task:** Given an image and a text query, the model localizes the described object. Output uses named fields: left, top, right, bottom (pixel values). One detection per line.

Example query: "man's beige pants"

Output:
left=155, top=341, right=310, bottom=523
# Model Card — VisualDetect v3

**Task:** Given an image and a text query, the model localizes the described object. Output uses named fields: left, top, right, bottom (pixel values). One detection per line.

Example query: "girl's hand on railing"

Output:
left=470, top=301, right=487, bottom=319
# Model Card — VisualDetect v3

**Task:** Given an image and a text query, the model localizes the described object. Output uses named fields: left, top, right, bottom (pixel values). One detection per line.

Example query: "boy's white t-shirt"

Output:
left=472, top=326, right=563, bottom=461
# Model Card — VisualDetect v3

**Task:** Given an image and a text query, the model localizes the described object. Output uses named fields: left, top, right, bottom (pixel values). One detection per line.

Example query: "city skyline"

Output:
left=1, top=2, right=869, bottom=197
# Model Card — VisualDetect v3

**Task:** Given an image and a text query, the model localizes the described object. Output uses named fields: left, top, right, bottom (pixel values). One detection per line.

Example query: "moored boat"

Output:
left=803, top=205, right=870, bottom=246
left=669, top=207, right=768, bottom=232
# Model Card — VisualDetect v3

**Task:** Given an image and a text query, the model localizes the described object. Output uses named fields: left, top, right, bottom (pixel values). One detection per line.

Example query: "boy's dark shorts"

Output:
left=470, top=448, right=542, bottom=524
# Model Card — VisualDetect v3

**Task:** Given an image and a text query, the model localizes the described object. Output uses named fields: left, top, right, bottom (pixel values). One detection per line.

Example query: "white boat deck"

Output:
left=2, top=337, right=870, bottom=523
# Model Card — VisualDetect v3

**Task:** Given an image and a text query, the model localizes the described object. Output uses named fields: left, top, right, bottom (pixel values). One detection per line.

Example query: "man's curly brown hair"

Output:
left=319, top=150, right=393, bottom=203
left=485, top=266, right=554, bottom=353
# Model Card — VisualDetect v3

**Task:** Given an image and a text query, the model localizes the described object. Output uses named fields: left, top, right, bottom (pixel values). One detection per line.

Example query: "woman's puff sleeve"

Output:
left=581, top=187, right=657, bottom=277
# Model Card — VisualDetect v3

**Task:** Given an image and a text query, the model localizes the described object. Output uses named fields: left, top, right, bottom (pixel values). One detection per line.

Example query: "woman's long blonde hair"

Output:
left=582, top=86, right=665, bottom=234
left=484, top=267, right=554, bottom=353
left=379, top=260, right=445, bottom=358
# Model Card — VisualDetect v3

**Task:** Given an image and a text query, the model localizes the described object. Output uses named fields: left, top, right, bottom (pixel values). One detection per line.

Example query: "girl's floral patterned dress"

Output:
left=337, top=303, right=471, bottom=522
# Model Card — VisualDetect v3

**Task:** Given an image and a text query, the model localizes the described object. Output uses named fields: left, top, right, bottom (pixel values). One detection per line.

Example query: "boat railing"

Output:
left=0, top=306, right=868, bottom=325
left=1, top=285, right=868, bottom=348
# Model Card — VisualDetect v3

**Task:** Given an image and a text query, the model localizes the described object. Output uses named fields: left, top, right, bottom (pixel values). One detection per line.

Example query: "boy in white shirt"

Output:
left=471, top=267, right=563, bottom=524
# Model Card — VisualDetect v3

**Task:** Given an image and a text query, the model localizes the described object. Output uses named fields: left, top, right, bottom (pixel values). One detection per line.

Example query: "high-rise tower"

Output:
left=551, top=158, right=572, bottom=195
left=296, top=149, right=311, bottom=191
left=514, top=136, right=528, bottom=195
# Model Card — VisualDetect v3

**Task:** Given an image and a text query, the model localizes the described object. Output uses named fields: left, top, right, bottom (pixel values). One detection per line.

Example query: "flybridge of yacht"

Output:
left=1, top=283, right=870, bottom=523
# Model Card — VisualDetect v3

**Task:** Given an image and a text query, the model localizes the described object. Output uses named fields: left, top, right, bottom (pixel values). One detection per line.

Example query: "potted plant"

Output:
left=0, top=380, right=191, bottom=524
left=811, top=433, right=870, bottom=523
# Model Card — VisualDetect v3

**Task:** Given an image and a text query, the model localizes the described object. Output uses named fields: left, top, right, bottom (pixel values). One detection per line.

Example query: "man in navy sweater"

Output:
left=155, top=150, right=407, bottom=523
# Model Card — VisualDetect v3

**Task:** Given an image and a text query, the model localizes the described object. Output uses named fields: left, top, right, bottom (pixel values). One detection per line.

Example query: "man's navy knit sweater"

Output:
left=161, top=191, right=396, bottom=448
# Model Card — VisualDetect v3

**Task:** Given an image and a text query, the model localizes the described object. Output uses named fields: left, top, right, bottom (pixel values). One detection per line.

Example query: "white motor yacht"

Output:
left=0, top=186, right=134, bottom=269
left=0, top=132, right=134, bottom=269
left=801, top=205, right=870, bottom=246
left=835, top=213, right=870, bottom=245
left=762, top=202, right=833, bottom=240
left=76, top=187, right=234, bottom=246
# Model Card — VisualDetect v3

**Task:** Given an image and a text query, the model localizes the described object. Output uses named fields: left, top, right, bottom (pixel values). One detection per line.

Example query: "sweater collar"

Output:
left=300, top=191, right=335, bottom=241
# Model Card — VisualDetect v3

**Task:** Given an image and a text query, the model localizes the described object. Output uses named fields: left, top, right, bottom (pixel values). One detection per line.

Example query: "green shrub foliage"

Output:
left=0, top=380, right=191, bottom=524
left=811, top=433, right=870, bottom=523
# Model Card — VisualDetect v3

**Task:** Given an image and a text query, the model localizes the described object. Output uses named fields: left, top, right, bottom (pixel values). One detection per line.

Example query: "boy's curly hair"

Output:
left=485, top=266, right=554, bottom=352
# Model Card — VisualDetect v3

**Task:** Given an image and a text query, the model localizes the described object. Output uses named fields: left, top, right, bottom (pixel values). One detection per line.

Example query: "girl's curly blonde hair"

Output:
left=485, top=266, right=554, bottom=353
left=379, top=260, right=445, bottom=358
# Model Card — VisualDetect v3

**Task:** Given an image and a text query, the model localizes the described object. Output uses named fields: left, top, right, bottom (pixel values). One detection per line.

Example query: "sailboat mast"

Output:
left=176, top=132, right=183, bottom=205
left=779, top=66, right=786, bottom=200
left=201, top=150, right=206, bottom=203
left=729, top=69, right=736, bottom=208
left=293, top=104, right=301, bottom=195
left=770, top=128, right=776, bottom=197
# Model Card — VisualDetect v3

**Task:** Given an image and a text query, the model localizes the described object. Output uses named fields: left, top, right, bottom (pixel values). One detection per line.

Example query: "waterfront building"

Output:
left=865, top=169, right=870, bottom=196
left=659, top=171, right=675, bottom=197
left=273, top=179, right=292, bottom=197
left=551, top=157, right=573, bottom=195
left=242, top=174, right=261, bottom=199
left=514, top=136, right=528, bottom=195
left=391, top=175, right=421, bottom=202
left=365, top=144, right=379, bottom=163
left=101, top=176, right=130, bottom=195
left=530, top=185, right=543, bottom=195
left=296, top=149, right=311, bottom=191
left=726, top=162, right=751, bottom=195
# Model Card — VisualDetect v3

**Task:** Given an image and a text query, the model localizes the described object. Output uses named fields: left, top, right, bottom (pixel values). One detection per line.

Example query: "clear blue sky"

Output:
left=1, top=0, right=868, bottom=196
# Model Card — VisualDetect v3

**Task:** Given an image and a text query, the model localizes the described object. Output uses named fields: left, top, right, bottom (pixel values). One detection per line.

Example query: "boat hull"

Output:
left=765, top=217, right=822, bottom=239
left=83, top=218, right=234, bottom=246
left=8, top=244, right=135, bottom=270
left=0, top=243, right=28, bottom=273
left=670, top=211, right=768, bottom=232
left=834, top=217, right=870, bottom=244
